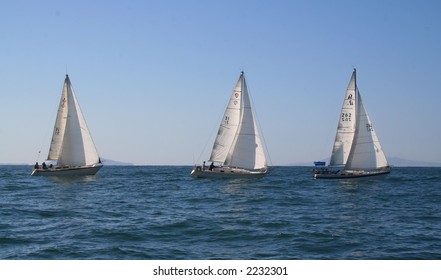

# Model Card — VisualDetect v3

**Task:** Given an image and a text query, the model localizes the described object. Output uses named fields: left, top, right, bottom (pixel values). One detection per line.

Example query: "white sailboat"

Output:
left=191, top=72, right=268, bottom=178
left=313, top=69, right=390, bottom=179
left=31, top=75, right=103, bottom=176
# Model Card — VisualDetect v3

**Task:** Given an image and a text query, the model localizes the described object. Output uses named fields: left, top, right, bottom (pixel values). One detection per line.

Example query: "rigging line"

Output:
left=35, top=105, right=56, bottom=163
left=193, top=88, right=230, bottom=166
left=35, top=76, right=64, bottom=163
left=194, top=123, right=215, bottom=165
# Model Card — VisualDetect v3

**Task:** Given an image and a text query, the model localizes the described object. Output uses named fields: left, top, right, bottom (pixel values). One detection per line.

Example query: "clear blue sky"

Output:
left=1, top=0, right=440, bottom=165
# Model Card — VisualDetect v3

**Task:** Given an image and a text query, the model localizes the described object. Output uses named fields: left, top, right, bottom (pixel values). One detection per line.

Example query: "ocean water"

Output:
left=0, top=165, right=440, bottom=260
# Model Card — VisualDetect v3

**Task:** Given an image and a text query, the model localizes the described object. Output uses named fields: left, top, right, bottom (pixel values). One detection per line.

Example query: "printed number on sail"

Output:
left=341, top=113, right=351, bottom=122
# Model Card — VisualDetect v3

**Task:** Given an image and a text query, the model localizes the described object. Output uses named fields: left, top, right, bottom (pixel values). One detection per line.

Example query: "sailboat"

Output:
left=313, top=69, right=390, bottom=179
left=191, top=72, right=268, bottom=178
left=31, top=75, right=103, bottom=176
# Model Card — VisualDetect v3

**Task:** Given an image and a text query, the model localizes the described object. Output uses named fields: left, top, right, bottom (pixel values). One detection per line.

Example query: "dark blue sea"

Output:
left=1, top=165, right=440, bottom=260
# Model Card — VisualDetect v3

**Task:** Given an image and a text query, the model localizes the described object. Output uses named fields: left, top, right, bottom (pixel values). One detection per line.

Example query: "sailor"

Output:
left=202, top=161, right=206, bottom=171
left=34, top=162, right=39, bottom=170
left=42, top=162, right=48, bottom=169
left=209, top=162, right=214, bottom=171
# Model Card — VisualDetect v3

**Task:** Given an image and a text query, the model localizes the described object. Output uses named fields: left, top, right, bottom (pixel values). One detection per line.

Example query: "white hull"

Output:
left=31, top=164, right=103, bottom=176
left=313, top=167, right=390, bottom=179
left=191, top=166, right=268, bottom=178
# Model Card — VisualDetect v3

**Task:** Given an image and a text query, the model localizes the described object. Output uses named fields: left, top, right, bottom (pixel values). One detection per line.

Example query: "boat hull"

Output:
left=31, top=164, right=103, bottom=176
left=191, top=166, right=268, bottom=178
left=313, top=168, right=390, bottom=179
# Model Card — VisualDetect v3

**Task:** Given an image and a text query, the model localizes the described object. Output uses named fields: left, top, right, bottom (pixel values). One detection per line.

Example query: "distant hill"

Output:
left=101, top=159, right=134, bottom=166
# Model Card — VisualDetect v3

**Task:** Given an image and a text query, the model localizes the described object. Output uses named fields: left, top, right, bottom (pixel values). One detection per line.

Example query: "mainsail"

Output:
left=48, top=75, right=100, bottom=167
left=209, top=75, right=242, bottom=164
left=47, top=79, right=69, bottom=161
left=329, top=70, right=357, bottom=167
left=209, top=72, right=267, bottom=170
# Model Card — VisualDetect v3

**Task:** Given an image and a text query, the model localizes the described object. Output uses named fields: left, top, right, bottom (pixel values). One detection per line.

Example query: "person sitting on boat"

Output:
left=42, top=162, right=48, bottom=169
left=34, top=162, right=39, bottom=170
left=209, top=162, right=215, bottom=171
left=203, top=161, right=206, bottom=171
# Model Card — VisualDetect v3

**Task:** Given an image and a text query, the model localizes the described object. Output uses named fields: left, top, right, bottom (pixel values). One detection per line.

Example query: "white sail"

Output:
left=209, top=72, right=267, bottom=170
left=329, top=70, right=357, bottom=167
left=47, top=80, right=69, bottom=160
left=345, top=92, right=389, bottom=170
left=54, top=75, right=100, bottom=166
left=209, top=75, right=243, bottom=164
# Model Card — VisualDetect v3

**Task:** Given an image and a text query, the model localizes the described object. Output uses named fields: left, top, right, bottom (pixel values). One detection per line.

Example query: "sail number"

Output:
left=347, top=94, right=354, bottom=105
left=224, top=116, right=230, bottom=124
left=341, top=113, right=352, bottom=122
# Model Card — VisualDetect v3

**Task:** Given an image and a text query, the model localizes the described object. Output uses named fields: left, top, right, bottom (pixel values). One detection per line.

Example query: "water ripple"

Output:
left=0, top=165, right=441, bottom=259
